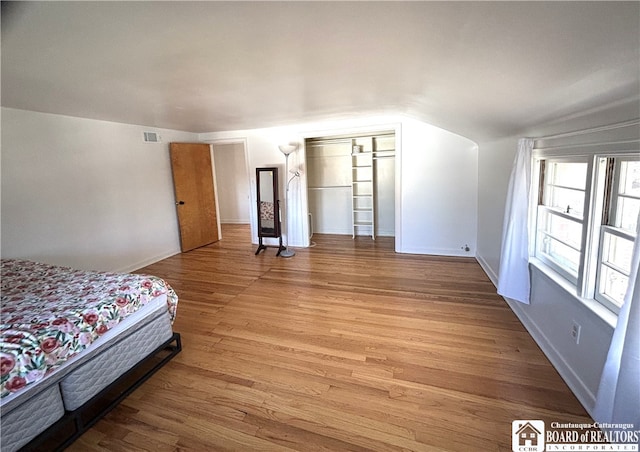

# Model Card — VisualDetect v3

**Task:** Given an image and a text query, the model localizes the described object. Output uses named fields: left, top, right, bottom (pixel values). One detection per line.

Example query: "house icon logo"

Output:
left=512, top=420, right=545, bottom=452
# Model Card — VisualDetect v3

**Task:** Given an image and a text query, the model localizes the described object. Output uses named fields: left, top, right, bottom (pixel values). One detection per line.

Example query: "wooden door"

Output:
left=170, top=142, right=220, bottom=252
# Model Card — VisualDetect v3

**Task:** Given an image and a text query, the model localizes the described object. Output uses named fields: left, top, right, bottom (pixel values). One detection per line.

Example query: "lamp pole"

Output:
left=278, top=143, right=298, bottom=257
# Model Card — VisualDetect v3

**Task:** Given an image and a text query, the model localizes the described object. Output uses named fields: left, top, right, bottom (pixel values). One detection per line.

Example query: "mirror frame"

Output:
left=255, top=167, right=284, bottom=255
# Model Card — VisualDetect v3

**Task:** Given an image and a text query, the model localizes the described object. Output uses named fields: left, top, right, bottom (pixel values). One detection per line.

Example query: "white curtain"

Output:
left=593, top=211, right=640, bottom=427
left=497, top=138, right=534, bottom=304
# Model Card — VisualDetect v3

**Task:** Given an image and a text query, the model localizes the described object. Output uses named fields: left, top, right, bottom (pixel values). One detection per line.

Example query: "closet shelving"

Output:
left=351, top=138, right=375, bottom=239
left=305, top=132, right=395, bottom=239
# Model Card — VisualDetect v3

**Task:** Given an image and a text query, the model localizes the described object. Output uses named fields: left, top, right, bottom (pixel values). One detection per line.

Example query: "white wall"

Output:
left=199, top=115, right=478, bottom=256
left=475, top=100, right=640, bottom=416
left=476, top=135, right=519, bottom=282
left=398, top=118, right=478, bottom=256
left=510, top=268, right=614, bottom=413
left=211, top=142, right=251, bottom=224
left=1, top=107, right=198, bottom=272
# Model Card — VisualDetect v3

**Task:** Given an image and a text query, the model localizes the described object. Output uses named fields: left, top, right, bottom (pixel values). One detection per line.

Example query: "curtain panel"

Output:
left=497, top=138, right=534, bottom=304
left=594, top=210, right=640, bottom=428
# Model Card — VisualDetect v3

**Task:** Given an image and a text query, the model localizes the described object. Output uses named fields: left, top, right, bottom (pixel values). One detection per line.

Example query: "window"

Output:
left=536, top=159, right=589, bottom=283
left=595, top=159, right=640, bottom=312
left=535, top=155, right=639, bottom=314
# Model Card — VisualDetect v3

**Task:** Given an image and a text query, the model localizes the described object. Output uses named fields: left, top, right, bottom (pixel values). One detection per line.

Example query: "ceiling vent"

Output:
left=143, top=131, right=161, bottom=143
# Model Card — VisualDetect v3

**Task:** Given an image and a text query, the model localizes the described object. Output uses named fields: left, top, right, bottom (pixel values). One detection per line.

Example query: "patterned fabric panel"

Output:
left=0, top=259, right=178, bottom=399
left=260, top=201, right=274, bottom=221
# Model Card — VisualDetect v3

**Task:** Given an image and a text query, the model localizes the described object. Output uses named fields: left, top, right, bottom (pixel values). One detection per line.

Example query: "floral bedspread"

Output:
left=0, top=259, right=178, bottom=399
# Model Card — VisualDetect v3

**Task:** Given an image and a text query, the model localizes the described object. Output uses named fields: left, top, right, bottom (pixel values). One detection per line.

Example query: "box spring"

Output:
left=60, top=309, right=173, bottom=411
left=1, top=385, right=65, bottom=452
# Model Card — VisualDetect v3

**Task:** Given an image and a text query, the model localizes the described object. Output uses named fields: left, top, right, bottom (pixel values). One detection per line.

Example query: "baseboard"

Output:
left=475, top=254, right=498, bottom=287
left=397, top=246, right=475, bottom=257
left=313, top=228, right=353, bottom=235
left=117, top=249, right=181, bottom=273
left=311, top=229, right=395, bottom=238
left=505, top=298, right=597, bottom=417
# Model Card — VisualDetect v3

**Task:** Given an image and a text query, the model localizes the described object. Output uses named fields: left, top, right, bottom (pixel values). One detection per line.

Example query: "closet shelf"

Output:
left=308, top=185, right=351, bottom=190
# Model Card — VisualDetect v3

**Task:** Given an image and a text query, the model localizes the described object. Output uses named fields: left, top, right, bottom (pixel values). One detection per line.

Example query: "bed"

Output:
left=0, top=259, right=182, bottom=451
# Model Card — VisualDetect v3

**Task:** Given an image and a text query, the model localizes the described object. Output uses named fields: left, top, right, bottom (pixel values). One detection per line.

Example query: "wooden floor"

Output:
left=69, top=224, right=592, bottom=451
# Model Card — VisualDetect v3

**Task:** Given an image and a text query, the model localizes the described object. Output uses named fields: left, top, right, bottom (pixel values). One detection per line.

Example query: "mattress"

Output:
left=1, top=258, right=178, bottom=401
left=0, top=294, right=169, bottom=412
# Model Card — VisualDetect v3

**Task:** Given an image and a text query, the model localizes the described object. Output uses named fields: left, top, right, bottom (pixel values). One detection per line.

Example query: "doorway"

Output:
left=211, top=141, right=251, bottom=225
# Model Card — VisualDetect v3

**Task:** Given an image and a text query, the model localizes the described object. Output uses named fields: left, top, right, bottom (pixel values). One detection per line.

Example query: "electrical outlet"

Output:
left=571, top=321, right=581, bottom=344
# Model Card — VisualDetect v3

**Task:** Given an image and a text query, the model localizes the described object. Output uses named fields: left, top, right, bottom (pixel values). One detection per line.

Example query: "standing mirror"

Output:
left=255, top=167, right=284, bottom=255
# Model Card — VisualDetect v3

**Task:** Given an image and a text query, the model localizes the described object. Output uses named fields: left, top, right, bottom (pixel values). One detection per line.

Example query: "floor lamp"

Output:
left=278, top=142, right=299, bottom=258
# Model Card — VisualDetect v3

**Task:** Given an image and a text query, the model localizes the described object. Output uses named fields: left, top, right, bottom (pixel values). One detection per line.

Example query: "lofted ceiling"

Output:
left=2, top=1, right=639, bottom=142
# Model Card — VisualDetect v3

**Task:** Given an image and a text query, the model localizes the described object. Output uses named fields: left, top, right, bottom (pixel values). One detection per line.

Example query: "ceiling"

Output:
left=2, top=1, right=639, bottom=142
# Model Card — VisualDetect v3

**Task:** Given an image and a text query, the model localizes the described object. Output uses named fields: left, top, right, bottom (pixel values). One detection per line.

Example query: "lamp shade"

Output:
left=278, top=143, right=299, bottom=155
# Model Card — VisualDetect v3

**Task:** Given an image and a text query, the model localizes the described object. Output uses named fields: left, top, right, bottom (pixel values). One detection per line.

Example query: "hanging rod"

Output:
left=306, top=140, right=352, bottom=146
left=534, top=118, right=640, bottom=142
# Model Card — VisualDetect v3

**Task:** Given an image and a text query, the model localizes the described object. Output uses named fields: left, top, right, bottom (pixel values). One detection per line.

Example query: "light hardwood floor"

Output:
left=69, top=224, right=593, bottom=451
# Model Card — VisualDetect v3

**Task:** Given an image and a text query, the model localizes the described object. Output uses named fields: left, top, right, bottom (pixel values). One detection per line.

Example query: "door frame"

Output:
left=204, top=138, right=251, bottom=238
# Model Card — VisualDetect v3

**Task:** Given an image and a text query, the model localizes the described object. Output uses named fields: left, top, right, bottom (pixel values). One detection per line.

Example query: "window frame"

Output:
left=534, top=156, right=592, bottom=286
left=593, top=156, right=640, bottom=313
left=532, top=151, right=639, bottom=316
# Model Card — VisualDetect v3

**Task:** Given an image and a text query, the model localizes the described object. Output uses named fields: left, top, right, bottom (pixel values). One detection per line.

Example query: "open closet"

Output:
left=306, top=131, right=395, bottom=239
